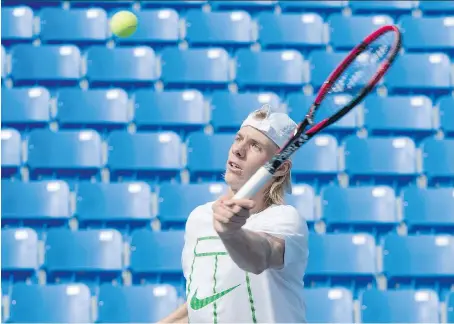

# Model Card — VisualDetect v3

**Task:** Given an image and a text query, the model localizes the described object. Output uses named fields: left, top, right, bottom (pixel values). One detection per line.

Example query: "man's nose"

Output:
left=232, top=143, right=246, bottom=158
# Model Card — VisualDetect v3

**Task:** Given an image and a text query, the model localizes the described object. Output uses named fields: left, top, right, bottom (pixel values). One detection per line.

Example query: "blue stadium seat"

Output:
left=158, top=182, right=227, bottom=229
left=383, top=234, right=454, bottom=298
left=134, top=89, right=207, bottom=134
left=2, top=46, right=7, bottom=79
left=257, top=12, right=325, bottom=51
left=304, top=288, right=354, bottom=323
left=2, top=87, right=50, bottom=131
left=421, top=138, right=454, bottom=186
left=2, top=181, right=71, bottom=232
left=107, top=131, right=183, bottom=182
left=287, top=93, right=358, bottom=138
left=328, top=14, right=394, bottom=50
left=8, top=283, right=91, bottom=323
left=1, top=128, right=21, bottom=179
left=11, top=44, right=81, bottom=86
left=56, top=88, right=129, bottom=134
left=364, top=95, right=435, bottom=140
left=305, top=233, right=376, bottom=297
left=280, top=1, right=345, bottom=14
left=186, top=10, right=254, bottom=50
left=76, top=182, right=153, bottom=233
left=402, top=187, right=454, bottom=234
left=448, top=292, right=454, bottom=323
left=386, top=53, right=452, bottom=95
left=141, top=0, right=207, bottom=10
left=321, top=186, right=399, bottom=237
left=349, top=1, right=415, bottom=14
left=1, top=6, right=34, bottom=45
left=40, top=8, right=108, bottom=45
left=186, top=133, right=234, bottom=181
left=344, top=136, right=417, bottom=189
left=1, top=228, right=39, bottom=295
left=285, top=184, right=317, bottom=228
left=210, top=0, right=277, bottom=12
left=44, top=229, right=123, bottom=293
left=438, top=96, right=454, bottom=137
left=235, top=49, right=307, bottom=90
left=161, top=47, right=230, bottom=89
left=308, top=50, right=347, bottom=89
left=130, top=229, right=185, bottom=296
left=291, top=135, right=339, bottom=188
left=27, top=129, right=102, bottom=185
left=400, top=16, right=454, bottom=53
left=86, top=46, right=158, bottom=87
left=97, top=284, right=179, bottom=323
left=360, top=289, right=440, bottom=323
left=115, top=9, right=179, bottom=46
left=419, top=1, right=454, bottom=15
left=69, top=0, right=132, bottom=9
left=2, top=0, right=62, bottom=9
left=211, top=91, right=283, bottom=132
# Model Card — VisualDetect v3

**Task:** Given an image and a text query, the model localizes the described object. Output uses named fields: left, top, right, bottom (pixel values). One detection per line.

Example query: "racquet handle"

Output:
left=233, top=167, right=274, bottom=199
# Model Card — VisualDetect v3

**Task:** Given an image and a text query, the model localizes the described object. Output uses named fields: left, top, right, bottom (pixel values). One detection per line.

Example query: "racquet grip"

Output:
left=233, top=167, right=274, bottom=199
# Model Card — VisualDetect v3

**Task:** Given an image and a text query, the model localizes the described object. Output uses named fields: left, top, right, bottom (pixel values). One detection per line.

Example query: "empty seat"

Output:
left=400, top=16, right=454, bottom=52
left=2, top=228, right=39, bottom=295
left=158, top=182, right=227, bottom=229
left=328, top=14, right=394, bottom=50
left=2, top=181, right=71, bottom=230
left=76, top=182, right=153, bottom=232
left=44, top=229, right=123, bottom=291
left=56, top=88, right=129, bottom=133
left=280, top=1, right=345, bottom=13
left=321, top=186, right=398, bottom=236
left=421, top=138, right=454, bottom=185
left=134, top=89, right=207, bottom=133
left=236, top=49, right=307, bottom=90
left=383, top=234, right=454, bottom=298
left=1, top=6, right=34, bottom=44
left=304, top=288, right=354, bottom=323
left=438, top=96, right=454, bottom=137
left=386, top=53, right=451, bottom=94
left=349, top=1, right=415, bottom=14
left=97, top=284, right=179, bottom=324
left=344, top=136, right=417, bottom=189
left=211, top=91, right=283, bottom=132
left=419, top=1, right=454, bottom=15
left=402, top=187, right=454, bottom=234
left=11, top=44, right=81, bottom=86
left=107, top=131, right=183, bottom=182
left=115, top=9, right=179, bottom=46
left=27, top=129, right=102, bottom=183
left=161, top=47, right=230, bottom=89
left=257, top=12, right=325, bottom=50
left=186, top=10, right=254, bottom=49
left=86, top=46, right=158, bottom=87
left=285, top=184, right=317, bottom=227
left=141, top=0, right=207, bottom=10
left=308, top=50, right=347, bottom=89
left=305, top=233, right=376, bottom=297
left=9, top=283, right=91, bottom=323
left=364, top=95, right=435, bottom=140
left=186, top=133, right=234, bottom=181
left=210, top=0, right=277, bottom=12
left=448, top=292, right=454, bottom=323
left=130, top=229, right=185, bottom=295
left=40, top=8, right=108, bottom=45
left=2, top=87, right=50, bottom=131
left=360, top=289, right=440, bottom=323
left=1, top=128, right=21, bottom=179
left=2, top=46, right=7, bottom=79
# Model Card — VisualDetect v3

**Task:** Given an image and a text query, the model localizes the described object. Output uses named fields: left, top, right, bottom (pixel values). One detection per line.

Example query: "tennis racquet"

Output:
left=233, top=24, right=402, bottom=199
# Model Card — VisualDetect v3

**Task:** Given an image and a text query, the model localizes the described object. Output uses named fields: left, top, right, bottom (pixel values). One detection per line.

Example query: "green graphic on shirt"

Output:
left=190, top=284, right=241, bottom=310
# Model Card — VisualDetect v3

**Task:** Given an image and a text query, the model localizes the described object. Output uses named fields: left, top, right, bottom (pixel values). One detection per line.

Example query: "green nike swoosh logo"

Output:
left=190, top=284, right=241, bottom=310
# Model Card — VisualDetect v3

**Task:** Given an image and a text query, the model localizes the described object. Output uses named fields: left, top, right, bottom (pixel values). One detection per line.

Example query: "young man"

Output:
left=160, top=106, right=309, bottom=323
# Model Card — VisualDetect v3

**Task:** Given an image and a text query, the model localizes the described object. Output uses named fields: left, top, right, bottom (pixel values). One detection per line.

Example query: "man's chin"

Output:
left=224, top=171, right=245, bottom=189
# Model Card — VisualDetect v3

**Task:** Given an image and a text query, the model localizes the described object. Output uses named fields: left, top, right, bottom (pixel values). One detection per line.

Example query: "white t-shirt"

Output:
left=182, top=202, right=309, bottom=323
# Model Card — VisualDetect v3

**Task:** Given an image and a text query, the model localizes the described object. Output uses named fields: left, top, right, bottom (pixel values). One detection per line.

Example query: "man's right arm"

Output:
left=159, top=303, right=188, bottom=323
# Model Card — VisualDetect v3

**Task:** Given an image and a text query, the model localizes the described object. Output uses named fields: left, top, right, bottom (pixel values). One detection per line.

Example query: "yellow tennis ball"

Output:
left=110, top=11, right=138, bottom=38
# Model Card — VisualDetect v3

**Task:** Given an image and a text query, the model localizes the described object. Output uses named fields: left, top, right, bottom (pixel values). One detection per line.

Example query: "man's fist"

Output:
left=212, top=198, right=256, bottom=235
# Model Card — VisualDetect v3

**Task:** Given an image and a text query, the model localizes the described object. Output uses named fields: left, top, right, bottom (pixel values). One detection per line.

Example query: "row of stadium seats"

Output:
left=3, top=45, right=454, bottom=94
left=3, top=7, right=454, bottom=53
left=3, top=129, right=453, bottom=188
left=3, top=88, right=454, bottom=139
left=3, top=228, right=454, bottom=299
left=2, top=0, right=454, bottom=15
left=3, top=181, right=454, bottom=235
left=3, top=283, right=453, bottom=323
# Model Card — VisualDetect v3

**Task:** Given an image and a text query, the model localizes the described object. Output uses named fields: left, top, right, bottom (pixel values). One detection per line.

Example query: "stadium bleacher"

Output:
left=1, top=0, right=454, bottom=323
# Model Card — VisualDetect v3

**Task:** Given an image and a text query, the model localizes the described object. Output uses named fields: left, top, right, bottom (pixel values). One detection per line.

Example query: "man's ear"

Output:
left=273, top=160, right=292, bottom=178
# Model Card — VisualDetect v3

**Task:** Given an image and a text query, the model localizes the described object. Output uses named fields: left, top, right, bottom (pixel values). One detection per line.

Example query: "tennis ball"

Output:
left=110, top=11, right=138, bottom=38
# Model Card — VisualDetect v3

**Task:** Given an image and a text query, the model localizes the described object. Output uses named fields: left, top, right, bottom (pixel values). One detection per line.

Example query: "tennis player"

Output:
left=160, top=105, right=309, bottom=323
